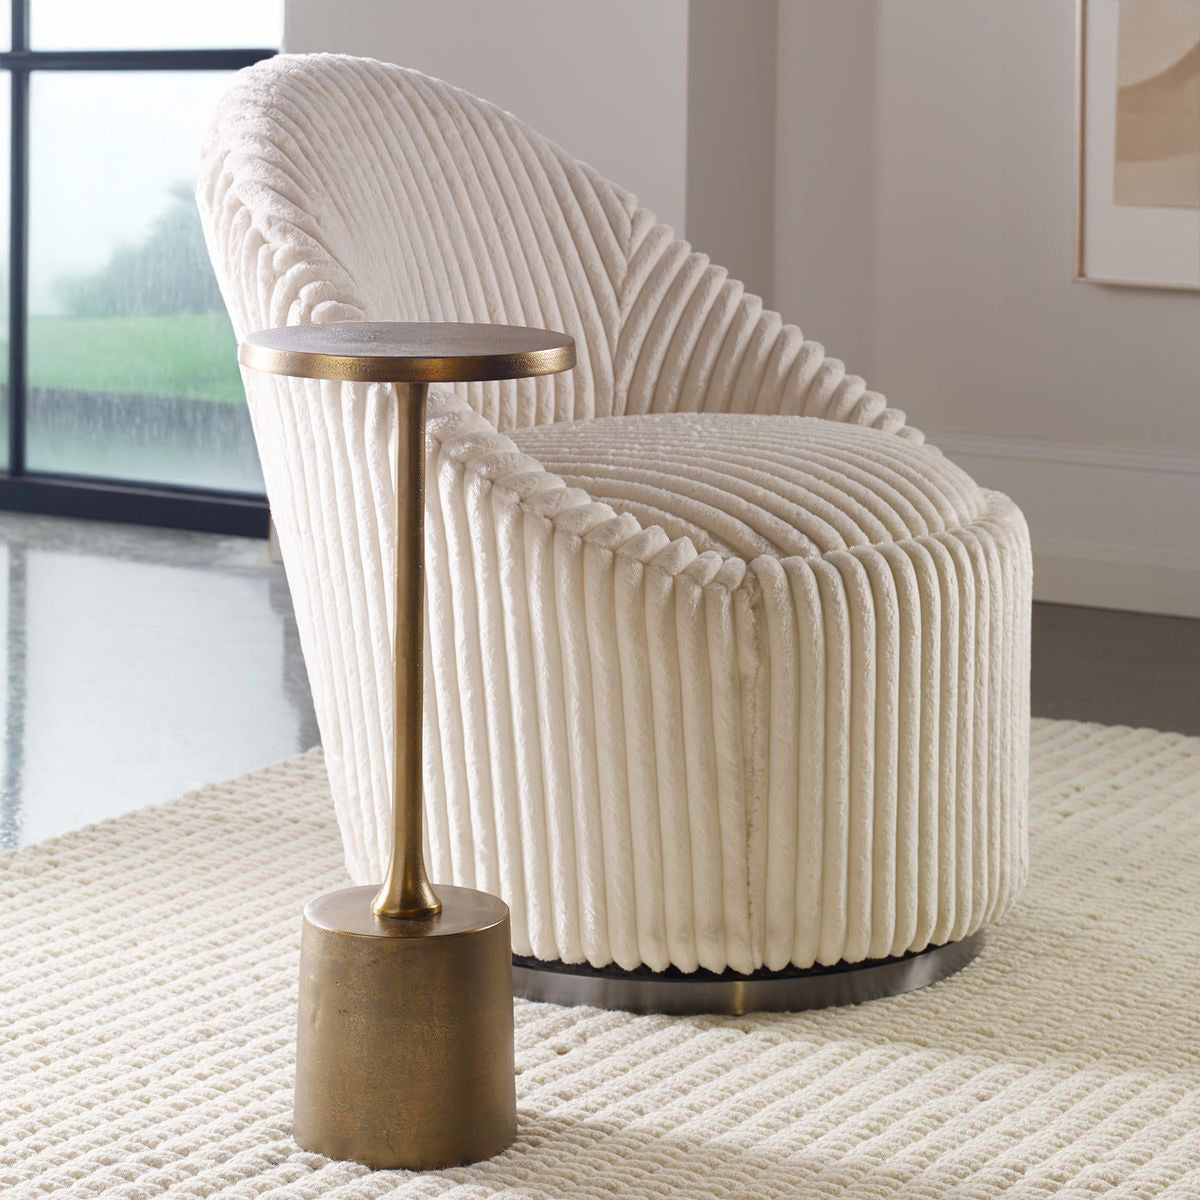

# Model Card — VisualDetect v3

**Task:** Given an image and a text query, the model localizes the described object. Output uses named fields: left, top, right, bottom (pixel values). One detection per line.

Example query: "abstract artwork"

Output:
left=1077, top=0, right=1200, bottom=288
left=1115, top=1, right=1200, bottom=209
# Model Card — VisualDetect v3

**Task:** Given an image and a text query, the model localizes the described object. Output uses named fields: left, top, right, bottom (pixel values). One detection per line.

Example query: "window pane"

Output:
left=26, top=72, right=262, bottom=494
left=31, top=0, right=281, bottom=50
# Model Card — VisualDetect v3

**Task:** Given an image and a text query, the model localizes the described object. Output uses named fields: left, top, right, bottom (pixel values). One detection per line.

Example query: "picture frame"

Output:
left=1075, top=0, right=1200, bottom=291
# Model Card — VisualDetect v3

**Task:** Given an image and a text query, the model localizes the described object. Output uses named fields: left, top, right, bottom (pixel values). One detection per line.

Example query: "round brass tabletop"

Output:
left=238, top=320, right=576, bottom=384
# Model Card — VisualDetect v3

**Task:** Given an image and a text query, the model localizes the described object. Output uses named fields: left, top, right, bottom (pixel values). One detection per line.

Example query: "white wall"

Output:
left=283, top=0, right=778, bottom=301
left=776, top=0, right=1200, bottom=617
left=284, top=0, right=690, bottom=234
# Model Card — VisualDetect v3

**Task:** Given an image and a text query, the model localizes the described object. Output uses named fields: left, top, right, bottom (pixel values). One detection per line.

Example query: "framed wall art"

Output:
left=1076, top=0, right=1200, bottom=289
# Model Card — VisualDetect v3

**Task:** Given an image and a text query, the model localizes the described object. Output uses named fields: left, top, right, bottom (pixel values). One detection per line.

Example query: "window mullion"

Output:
left=7, top=83, right=26, bottom=476
left=13, top=0, right=27, bottom=52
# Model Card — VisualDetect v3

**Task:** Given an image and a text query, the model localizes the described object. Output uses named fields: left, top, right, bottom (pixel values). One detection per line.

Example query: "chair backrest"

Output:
left=201, top=53, right=910, bottom=442
left=200, top=53, right=645, bottom=431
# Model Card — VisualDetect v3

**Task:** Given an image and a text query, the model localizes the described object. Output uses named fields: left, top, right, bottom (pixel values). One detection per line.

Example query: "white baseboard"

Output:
left=929, top=430, right=1200, bottom=619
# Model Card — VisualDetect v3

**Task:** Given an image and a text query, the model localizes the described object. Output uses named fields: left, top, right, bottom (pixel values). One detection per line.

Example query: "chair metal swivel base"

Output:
left=512, top=932, right=982, bottom=1016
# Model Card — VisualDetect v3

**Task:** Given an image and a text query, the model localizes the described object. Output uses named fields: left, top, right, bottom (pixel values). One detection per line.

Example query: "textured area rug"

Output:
left=2, top=720, right=1198, bottom=1198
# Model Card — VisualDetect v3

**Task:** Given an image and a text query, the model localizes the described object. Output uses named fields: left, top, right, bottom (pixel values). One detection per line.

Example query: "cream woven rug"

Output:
left=2, top=719, right=1198, bottom=1199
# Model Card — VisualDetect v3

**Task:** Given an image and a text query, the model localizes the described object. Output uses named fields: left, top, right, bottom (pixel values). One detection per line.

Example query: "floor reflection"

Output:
left=0, top=512, right=318, bottom=849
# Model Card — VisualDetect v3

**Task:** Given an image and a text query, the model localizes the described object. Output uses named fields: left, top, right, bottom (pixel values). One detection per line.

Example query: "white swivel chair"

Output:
left=199, top=54, right=1030, bottom=1010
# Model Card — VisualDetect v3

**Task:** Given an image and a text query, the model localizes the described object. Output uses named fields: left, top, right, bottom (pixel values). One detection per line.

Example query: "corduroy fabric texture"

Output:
left=197, top=54, right=1032, bottom=973
left=2, top=720, right=1198, bottom=1198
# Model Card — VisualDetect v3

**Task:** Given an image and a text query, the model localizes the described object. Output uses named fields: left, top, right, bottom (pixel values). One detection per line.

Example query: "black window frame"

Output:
left=0, top=1, right=275, bottom=537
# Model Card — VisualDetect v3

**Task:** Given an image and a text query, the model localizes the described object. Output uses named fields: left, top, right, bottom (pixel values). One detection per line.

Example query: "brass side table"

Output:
left=239, top=321, right=575, bottom=1170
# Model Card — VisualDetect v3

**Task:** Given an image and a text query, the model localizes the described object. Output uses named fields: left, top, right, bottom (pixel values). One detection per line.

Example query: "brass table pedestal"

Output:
left=240, top=321, right=576, bottom=1170
left=294, top=886, right=513, bottom=1169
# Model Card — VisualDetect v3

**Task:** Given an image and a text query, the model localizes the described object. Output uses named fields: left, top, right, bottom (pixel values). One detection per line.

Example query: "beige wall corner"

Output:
left=773, top=0, right=880, bottom=370
left=686, top=0, right=779, bottom=305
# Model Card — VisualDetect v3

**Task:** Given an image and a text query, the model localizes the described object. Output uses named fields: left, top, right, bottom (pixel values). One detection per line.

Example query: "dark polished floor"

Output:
left=1032, top=602, right=1200, bottom=737
left=0, top=512, right=1195, bottom=849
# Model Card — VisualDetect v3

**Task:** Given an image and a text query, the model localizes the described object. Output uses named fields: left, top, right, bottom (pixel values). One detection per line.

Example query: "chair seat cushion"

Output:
left=510, top=413, right=986, bottom=560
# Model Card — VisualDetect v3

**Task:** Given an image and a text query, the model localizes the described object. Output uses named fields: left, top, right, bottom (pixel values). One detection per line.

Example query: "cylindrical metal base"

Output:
left=512, top=933, right=982, bottom=1015
left=295, top=884, right=516, bottom=1170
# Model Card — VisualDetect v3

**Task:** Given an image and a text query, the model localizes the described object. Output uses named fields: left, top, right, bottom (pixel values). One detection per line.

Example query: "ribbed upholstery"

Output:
left=198, top=54, right=1031, bottom=973
left=512, top=414, right=984, bottom=558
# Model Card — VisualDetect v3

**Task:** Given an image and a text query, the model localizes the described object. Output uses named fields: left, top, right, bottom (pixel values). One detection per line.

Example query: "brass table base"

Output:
left=512, top=933, right=982, bottom=1016
left=243, top=322, right=575, bottom=1169
left=295, top=885, right=516, bottom=1170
